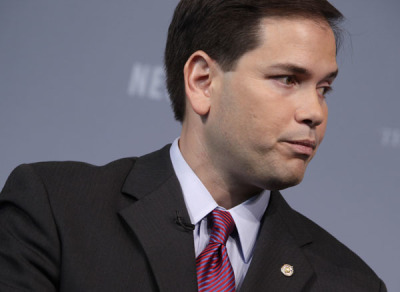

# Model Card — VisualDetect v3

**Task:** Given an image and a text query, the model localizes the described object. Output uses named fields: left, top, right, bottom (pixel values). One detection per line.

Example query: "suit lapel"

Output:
left=117, top=145, right=315, bottom=291
left=240, top=191, right=315, bottom=291
left=118, top=145, right=198, bottom=292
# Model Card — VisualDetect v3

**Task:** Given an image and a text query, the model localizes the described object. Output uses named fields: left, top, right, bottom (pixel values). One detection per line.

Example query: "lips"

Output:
left=284, top=139, right=316, bottom=156
left=287, top=140, right=316, bottom=149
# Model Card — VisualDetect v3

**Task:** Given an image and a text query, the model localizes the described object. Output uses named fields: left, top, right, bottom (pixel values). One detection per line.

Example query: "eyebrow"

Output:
left=268, top=63, right=339, bottom=81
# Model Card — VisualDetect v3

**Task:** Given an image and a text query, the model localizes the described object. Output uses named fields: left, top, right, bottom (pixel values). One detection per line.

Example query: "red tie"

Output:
left=196, top=209, right=236, bottom=292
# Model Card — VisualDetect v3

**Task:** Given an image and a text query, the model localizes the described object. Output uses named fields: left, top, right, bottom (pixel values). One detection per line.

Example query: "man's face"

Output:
left=204, top=17, right=338, bottom=191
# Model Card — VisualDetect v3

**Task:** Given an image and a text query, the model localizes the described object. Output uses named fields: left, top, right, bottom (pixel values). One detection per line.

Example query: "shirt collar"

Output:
left=170, top=137, right=270, bottom=262
left=228, top=191, right=270, bottom=262
left=170, top=138, right=217, bottom=225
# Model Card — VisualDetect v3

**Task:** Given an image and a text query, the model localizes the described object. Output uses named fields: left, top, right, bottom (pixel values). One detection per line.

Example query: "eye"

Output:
left=317, top=86, right=333, bottom=97
left=274, top=75, right=297, bottom=86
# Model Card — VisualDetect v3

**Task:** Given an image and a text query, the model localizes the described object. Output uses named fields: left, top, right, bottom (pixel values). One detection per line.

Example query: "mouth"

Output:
left=284, top=139, right=316, bottom=156
left=287, top=140, right=316, bottom=149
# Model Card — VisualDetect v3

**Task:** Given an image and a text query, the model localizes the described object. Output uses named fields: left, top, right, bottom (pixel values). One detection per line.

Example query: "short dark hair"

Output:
left=164, top=0, right=344, bottom=122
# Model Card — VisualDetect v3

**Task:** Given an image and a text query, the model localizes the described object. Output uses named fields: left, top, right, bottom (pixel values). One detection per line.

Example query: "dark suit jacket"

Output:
left=0, top=145, right=386, bottom=291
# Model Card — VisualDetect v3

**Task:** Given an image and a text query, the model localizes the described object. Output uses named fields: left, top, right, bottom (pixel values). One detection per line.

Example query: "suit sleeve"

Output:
left=0, top=164, right=60, bottom=292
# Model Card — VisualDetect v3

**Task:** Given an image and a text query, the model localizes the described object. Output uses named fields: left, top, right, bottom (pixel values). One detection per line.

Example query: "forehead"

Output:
left=238, top=17, right=338, bottom=73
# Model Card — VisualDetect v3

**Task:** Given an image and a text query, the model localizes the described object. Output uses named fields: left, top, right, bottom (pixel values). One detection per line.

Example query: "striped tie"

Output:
left=196, top=209, right=236, bottom=292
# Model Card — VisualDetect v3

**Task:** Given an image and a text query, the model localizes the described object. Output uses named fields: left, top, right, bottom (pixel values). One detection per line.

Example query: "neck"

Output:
left=179, top=129, right=262, bottom=209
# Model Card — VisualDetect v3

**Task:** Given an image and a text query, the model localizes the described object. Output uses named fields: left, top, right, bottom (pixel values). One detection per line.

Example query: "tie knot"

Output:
left=209, top=209, right=235, bottom=245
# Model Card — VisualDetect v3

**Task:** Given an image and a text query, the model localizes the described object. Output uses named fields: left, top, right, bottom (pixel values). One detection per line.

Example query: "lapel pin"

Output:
left=281, top=264, right=294, bottom=277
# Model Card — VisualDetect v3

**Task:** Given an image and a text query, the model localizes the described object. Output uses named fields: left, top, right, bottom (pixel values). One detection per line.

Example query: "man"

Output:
left=0, top=0, right=386, bottom=291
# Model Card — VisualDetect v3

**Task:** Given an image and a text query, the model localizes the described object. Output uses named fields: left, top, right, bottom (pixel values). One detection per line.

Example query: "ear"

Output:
left=183, top=50, right=216, bottom=117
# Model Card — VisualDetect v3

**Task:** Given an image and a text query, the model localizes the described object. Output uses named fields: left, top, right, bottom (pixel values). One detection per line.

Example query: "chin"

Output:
left=263, top=172, right=305, bottom=191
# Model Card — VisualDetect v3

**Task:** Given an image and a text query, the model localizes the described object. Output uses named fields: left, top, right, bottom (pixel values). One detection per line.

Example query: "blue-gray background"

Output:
left=1, top=0, right=399, bottom=290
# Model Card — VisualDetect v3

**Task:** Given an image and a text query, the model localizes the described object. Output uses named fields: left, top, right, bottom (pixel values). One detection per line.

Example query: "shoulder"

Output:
left=32, top=157, right=137, bottom=180
left=274, top=192, right=376, bottom=276
left=296, top=210, right=368, bottom=267
left=271, top=191, right=385, bottom=290
left=5, top=157, right=137, bottom=189
left=293, top=209, right=385, bottom=289
left=1, top=157, right=139, bottom=211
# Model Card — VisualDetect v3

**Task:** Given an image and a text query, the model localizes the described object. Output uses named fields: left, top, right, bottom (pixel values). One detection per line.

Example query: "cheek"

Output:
left=236, top=98, right=290, bottom=140
left=218, top=82, right=254, bottom=125
left=218, top=77, right=292, bottom=139
left=317, top=106, right=329, bottom=142
left=318, top=123, right=327, bottom=140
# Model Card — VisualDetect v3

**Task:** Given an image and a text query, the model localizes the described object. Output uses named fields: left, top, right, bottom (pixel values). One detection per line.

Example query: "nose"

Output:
left=295, top=90, right=326, bottom=128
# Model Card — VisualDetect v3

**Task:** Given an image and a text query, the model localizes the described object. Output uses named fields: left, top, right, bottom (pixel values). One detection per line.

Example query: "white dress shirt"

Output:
left=170, top=138, right=270, bottom=289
